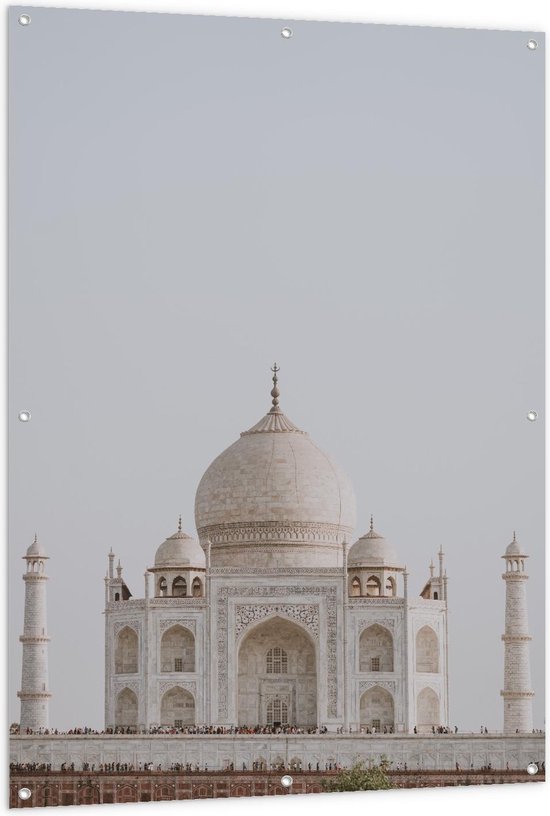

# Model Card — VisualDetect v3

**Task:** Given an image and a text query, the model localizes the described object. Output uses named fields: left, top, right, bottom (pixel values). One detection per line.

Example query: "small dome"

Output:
left=154, top=521, right=205, bottom=568
left=348, top=520, right=400, bottom=567
left=26, top=534, right=47, bottom=558
left=505, top=532, right=522, bottom=556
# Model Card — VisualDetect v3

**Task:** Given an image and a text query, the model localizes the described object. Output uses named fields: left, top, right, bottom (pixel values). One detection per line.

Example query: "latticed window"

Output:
left=174, top=719, right=183, bottom=729
left=372, top=719, right=381, bottom=731
left=371, top=657, right=380, bottom=672
left=174, top=658, right=183, bottom=672
left=267, top=698, right=288, bottom=726
left=266, top=647, right=288, bottom=674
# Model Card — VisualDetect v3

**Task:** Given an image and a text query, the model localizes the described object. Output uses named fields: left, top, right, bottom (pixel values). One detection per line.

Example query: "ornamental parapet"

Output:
left=348, top=597, right=404, bottom=606
left=106, top=598, right=207, bottom=611
left=19, top=635, right=51, bottom=643
left=106, top=600, right=146, bottom=611
left=17, top=692, right=52, bottom=700
left=501, top=634, right=532, bottom=642
left=500, top=690, right=535, bottom=698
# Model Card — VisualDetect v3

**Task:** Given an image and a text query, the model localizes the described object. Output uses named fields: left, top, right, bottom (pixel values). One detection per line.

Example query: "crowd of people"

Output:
left=10, top=758, right=545, bottom=775
left=11, top=723, right=546, bottom=737
left=12, top=724, right=335, bottom=736
left=9, top=761, right=346, bottom=774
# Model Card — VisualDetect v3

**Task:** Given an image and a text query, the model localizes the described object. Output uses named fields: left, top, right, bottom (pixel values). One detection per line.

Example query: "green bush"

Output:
left=323, top=760, right=392, bottom=792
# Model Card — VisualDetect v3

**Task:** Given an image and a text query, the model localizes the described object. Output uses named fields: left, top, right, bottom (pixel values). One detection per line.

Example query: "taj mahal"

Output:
left=12, top=366, right=543, bottom=780
left=102, top=365, right=448, bottom=734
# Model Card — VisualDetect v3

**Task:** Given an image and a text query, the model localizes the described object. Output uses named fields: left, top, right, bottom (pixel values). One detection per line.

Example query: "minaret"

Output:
left=501, top=532, right=534, bottom=733
left=18, top=535, right=51, bottom=732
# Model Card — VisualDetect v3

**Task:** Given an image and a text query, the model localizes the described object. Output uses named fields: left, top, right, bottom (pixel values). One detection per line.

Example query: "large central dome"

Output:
left=194, top=367, right=356, bottom=568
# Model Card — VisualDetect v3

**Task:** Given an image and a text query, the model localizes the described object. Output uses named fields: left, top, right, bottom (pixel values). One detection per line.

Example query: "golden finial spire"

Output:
left=512, top=530, right=517, bottom=543
left=270, top=363, right=281, bottom=412
left=370, top=514, right=374, bottom=532
left=178, top=515, right=182, bottom=533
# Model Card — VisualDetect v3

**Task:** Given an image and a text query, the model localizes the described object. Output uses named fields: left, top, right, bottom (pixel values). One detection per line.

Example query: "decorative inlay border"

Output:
left=235, top=604, right=319, bottom=638
left=113, top=620, right=142, bottom=636
left=357, top=618, right=396, bottom=632
left=159, top=619, right=197, bottom=635
left=358, top=680, right=396, bottom=694
left=210, top=567, right=344, bottom=575
left=217, top=585, right=338, bottom=720
left=200, top=521, right=353, bottom=545
left=158, top=681, right=197, bottom=697
left=113, top=680, right=140, bottom=695
left=348, top=598, right=404, bottom=606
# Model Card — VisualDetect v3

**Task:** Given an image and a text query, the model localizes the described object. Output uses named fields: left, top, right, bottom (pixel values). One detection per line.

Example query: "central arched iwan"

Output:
left=237, top=616, right=317, bottom=727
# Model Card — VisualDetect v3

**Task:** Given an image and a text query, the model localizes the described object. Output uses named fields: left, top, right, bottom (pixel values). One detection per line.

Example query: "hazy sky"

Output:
left=9, top=7, right=544, bottom=730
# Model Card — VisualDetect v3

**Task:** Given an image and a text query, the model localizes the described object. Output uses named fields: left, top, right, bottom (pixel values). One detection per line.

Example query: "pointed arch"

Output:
left=360, top=686, right=394, bottom=731
left=351, top=576, right=361, bottom=597
left=172, top=576, right=187, bottom=597
left=416, top=625, right=439, bottom=672
left=158, top=577, right=168, bottom=597
left=160, top=686, right=195, bottom=727
left=385, top=576, right=396, bottom=597
left=117, top=786, right=138, bottom=804
left=192, top=577, right=202, bottom=597
left=417, top=687, right=440, bottom=731
left=155, top=786, right=175, bottom=802
left=77, top=786, right=100, bottom=805
left=359, top=624, right=394, bottom=672
left=366, top=575, right=381, bottom=597
left=231, top=784, right=251, bottom=797
left=160, top=624, right=195, bottom=673
left=237, top=616, right=317, bottom=727
left=115, top=687, right=138, bottom=728
left=114, top=626, right=138, bottom=674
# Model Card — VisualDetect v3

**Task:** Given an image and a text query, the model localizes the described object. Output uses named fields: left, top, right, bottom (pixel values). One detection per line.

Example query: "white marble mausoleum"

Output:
left=103, top=368, right=451, bottom=734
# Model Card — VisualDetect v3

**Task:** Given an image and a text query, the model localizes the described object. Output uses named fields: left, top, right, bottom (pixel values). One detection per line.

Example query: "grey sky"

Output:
left=9, top=7, right=544, bottom=730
